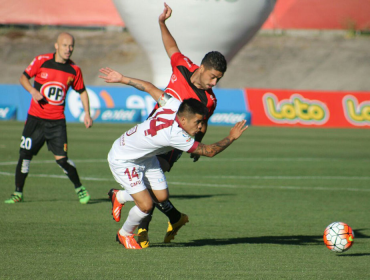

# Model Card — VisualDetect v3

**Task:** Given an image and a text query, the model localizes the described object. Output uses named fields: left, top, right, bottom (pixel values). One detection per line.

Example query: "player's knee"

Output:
left=137, top=200, right=153, bottom=214
left=56, top=157, right=76, bottom=174
left=20, top=149, right=33, bottom=160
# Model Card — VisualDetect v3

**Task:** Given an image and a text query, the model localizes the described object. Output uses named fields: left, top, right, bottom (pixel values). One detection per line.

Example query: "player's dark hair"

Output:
left=177, top=98, right=208, bottom=118
left=201, top=51, right=227, bottom=73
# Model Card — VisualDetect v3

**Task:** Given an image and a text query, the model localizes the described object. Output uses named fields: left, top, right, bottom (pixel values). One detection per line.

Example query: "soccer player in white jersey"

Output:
left=100, top=68, right=247, bottom=249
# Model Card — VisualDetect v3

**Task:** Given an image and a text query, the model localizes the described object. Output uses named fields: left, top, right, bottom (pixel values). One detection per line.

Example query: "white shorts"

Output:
left=108, top=155, right=168, bottom=195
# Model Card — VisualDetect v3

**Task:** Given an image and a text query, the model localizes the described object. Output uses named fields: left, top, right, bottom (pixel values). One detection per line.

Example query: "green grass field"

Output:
left=0, top=121, right=369, bottom=279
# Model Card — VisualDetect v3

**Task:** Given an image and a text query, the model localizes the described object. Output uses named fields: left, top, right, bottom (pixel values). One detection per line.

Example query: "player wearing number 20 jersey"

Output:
left=109, top=97, right=199, bottom=162
left=4, top=32, right=92, bottom=205
left=24, top=52, right=86, bottom=120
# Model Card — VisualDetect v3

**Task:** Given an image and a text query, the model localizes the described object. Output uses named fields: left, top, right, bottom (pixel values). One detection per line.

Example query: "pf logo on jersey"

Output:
left=41, top=81, right=66, bottom=105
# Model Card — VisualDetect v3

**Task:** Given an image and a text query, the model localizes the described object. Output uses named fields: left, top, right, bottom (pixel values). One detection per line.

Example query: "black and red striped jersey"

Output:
left=23, top=53, right=86, bottom=120
left=164, top=52, right=217, bottom=120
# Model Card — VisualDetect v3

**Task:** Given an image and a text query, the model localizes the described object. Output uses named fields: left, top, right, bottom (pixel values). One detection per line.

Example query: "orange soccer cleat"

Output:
left=116, top=232, right=142, bottom=249
left=108, top=189, right=124, bottom=222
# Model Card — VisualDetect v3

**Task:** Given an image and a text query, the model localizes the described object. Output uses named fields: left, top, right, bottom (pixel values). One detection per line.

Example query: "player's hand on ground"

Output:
left=190, top=153, right=200, bottom=162
left=99, top=67, right=123, bottom=83
left=229, top=120, right=248, bottom=140
left=159, top=2, right=172, bottom=23
left=84, top=114, right=93, bottom=128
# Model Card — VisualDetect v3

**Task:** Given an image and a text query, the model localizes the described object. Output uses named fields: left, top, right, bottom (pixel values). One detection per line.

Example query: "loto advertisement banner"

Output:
left=245, top=89, right=370, bottom=128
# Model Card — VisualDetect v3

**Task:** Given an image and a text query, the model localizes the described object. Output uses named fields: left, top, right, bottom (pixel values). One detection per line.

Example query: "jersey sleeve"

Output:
left=207, top=95, right=217, bottom=119
left=170, top=130, right=199, bottom=153
left=170, top=52, right=194, bottom=71
left=72, top=66, right=86, bottom=93
left=23, top=55, right=43, bottom=79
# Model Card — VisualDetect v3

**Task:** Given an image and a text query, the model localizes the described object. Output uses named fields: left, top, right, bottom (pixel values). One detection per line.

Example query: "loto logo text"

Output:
left=343, top=95, right=370, bottom=126
left=263, top=93, right=329, bottom=125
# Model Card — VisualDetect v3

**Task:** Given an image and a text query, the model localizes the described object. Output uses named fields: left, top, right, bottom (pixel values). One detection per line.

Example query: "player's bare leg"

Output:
left=138, top=155, right=188, bottom=244
left=117, top=189, right=152, bottom=250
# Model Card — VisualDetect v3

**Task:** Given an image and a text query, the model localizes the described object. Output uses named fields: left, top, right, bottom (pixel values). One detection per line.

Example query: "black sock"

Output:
left=138, top=207, right=155, bottom=231
left=156, top=200, right=181, bottom=224
left=15, top=154, right=33, bottom=193
left=56, top=157, right=82, bottom=188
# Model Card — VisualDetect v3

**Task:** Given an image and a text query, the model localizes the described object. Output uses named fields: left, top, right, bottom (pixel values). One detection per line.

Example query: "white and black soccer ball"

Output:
left=323, top=222, right=355, bottom=253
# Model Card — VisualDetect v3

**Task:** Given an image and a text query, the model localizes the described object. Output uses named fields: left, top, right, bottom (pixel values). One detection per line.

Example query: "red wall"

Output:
left=263, top=0, right=370, bottom=30
left=0, top=0, right=124, bottom=27
left=0, top=0, right=369, bottom=30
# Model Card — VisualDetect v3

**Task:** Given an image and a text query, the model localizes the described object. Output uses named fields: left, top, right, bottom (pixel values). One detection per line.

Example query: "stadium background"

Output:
left=0, top=0, right=369, bottom=127
left=1, top=1, right=370, bottom=278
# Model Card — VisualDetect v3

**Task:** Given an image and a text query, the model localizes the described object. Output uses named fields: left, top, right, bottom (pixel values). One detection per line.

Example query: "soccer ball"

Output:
left=323, top=222, right=355, bottom=253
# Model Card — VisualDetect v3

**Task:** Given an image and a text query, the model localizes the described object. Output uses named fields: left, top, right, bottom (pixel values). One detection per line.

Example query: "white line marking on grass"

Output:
left=0, top=171, right=113, bottom=181
left=168, top=182, right=370, bottom=192
left=0, top=171, right=369, bottom=192
left=0, top=159, right=107, bottom=166
left=0, top=157, right=367, bottom=166
left=197, top=158, right=370, bottom=162
left=188, top=175, right=370, bottom=181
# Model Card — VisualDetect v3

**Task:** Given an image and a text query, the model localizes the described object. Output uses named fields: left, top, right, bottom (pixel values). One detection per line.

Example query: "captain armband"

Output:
left=157, top=93, right=172, bottom=107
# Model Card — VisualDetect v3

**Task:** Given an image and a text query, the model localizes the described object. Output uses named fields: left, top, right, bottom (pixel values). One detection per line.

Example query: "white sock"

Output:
left=117, top=190, right=134, bottom=204
left=120, top=205, right=149, bottom=235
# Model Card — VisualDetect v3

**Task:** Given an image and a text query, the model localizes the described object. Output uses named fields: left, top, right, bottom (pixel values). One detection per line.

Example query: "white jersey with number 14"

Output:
left=109, top=98, right=199, bottom=161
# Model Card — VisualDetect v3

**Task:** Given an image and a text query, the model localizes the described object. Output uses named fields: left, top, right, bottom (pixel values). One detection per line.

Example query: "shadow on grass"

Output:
left=151, top=235, right=323, bottom=248
left=336, top=253, right=370, bottom=257
left=150, top=228, right=370, bottom=249
left=88, top=193, right=228, bottom=204
left=88, top=198, right=109, bottom=204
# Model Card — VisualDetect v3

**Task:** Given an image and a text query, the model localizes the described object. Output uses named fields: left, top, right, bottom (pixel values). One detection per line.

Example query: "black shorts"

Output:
left=157, top=149, right=183, bottom=172
left=20, top=114, right=68, bottom=156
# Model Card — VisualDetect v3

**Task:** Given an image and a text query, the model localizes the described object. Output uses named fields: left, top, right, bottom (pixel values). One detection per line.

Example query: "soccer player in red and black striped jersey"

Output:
left=101, top=3, right=227, bottom=247
left=142, top=3, right=227, bottom=246
left=4, top=32, right=93, bottom=204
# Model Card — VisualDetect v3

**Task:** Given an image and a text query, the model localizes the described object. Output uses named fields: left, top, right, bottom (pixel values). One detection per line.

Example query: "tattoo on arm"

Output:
left=193, top=137, right=232, bottom=157
left=128, top=80, right=145, bottom=91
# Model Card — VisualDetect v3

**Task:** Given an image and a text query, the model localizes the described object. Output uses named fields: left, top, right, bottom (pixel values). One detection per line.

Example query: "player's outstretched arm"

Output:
left=192, top=120, right=248, bottom=158
left=99, top=67, right=163, bottom=101
left=159, top=3, right=180, bottom=58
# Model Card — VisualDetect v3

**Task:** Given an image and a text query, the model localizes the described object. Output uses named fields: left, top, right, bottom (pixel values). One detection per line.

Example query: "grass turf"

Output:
left=0, top=121, right=369, bottom=279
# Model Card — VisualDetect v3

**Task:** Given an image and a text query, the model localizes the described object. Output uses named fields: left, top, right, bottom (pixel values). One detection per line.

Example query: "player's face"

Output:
left=199, top=66, right=224, bottom=90
left=55, top=34, right=74, bottom=63
left=181, top=113, right=204, bottom=136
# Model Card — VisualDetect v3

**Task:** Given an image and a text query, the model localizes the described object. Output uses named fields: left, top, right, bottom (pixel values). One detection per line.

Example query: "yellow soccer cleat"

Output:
left=137, top=228, right=150, bottom=248
left=164, top=213, right=189, bottom=243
